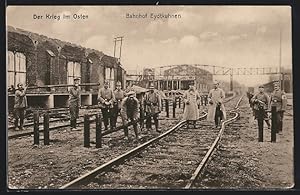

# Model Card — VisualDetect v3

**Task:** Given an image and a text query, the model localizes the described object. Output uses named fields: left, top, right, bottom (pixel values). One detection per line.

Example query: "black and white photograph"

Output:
left=6, top=5, right=293, bottom=190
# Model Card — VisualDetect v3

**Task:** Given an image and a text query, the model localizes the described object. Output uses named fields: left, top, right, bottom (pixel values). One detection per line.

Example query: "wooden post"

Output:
left=173, top=100, right=176, bottom=118
left=84, top=114, right=90, bottom=147
left=271, top=106, right=277, bottom=142
left=43, top=113, right=50, bottom=145
left=96, top=114, right=102, bottom=148
left=33, top=112, right=39, bottom=145
left=165, top=99, right=169, bottom=118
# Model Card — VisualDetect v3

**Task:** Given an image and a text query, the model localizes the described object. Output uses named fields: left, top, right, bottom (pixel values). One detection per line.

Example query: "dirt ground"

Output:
left=7, top=109, right=185, bottom=190
left=194, top=97, right=294, bottom=189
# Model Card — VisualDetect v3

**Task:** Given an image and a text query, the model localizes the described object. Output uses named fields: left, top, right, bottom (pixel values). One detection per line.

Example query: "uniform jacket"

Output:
left=69, top=87, right=81, bottom=107
left=269, top=90, right=287, bottom=112
left=14, top=89, right=27, bottom=108
left=98, top=87, right=115, bottom=108
left=183, top=89, right=200, bottom=121
left=251, top=92, right=270, bottom=110
left=207, top=88, right=226, bottom=122
left=120, top=97, right=140, bottom=122
left=114, top=89, right=126, bottom=109
left=144, top=92, right=161, bottom=114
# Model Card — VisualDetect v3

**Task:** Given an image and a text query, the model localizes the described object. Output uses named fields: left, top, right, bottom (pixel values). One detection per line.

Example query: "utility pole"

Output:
left=113, top=36, right=124, bottom=62
left=230, top=68, right=233, bottom=91
left=279, top=26, right=283, bottom=91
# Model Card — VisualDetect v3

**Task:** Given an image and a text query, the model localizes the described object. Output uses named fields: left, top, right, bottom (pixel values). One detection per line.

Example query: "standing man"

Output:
left=98, top=81, right=115, bottom=131
left=269, top=81, right=287, bottom=134
left=251, top=85, right=271, bottom=142
left=112, top=81, right=126, bottom=130
left=183, top=82, right=200, bottom=129
left=144, top=83, right=162, bottom=133
left=120, top=91, right=140, bottom=140
left=207, top=81, right=226, bottom=128
left=14, top=83, right=28, bottom=130
left=69, top=77, right=81, bottom=131
left=136, top=91, right=146, bottom=131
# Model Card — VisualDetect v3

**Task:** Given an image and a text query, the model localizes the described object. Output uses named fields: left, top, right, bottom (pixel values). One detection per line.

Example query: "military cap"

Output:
left=273, top=81, right=280, bottom=86
left=149, top=83, right=155, bottom=89
left=127, top=91, right=136, bottom=97
left=213, top=80, right=219, bottom=85
left=74, top=77, right=80, bottom=81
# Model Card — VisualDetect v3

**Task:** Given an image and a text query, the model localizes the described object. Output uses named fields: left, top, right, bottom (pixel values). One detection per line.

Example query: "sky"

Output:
left=6, top=6, right=292, bottom=87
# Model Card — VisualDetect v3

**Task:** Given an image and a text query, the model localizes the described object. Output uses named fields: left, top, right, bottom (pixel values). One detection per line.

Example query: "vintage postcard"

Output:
left=6, top=5, right=293, bottom=190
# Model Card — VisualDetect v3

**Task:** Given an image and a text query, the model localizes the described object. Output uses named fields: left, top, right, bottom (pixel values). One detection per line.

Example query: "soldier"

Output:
left=251, top=85, right=271, bottom=142
left=112, top=81, right=126, bottom=130
left=183, top=82, right=200, bottom=129
left=144, top=83, right=162, bottom=133
left=207, top=80, right=227, bottom=128
left=204, top=93, right=208, bottom=106
left=200, top=94, right=204, bottom=106
left=136, top=91, right=146, bottom=131
left=14, top=83, right=28, bottom=130
left=98, top=81, right=115, bottom=131
left=269, top=81, right=287, bottom=134
left=120, top=91, right=140, bottom=140
left=69, top=77, right=81, bottom=131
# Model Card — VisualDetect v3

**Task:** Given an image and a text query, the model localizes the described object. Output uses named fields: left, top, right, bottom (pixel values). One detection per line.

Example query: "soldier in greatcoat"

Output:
left=144, top=83, right=162, bottom=133
left=112, top=81, right=126, bottom=130
left=120, top=91, right=140, bottom=140
left=98, top=81, right=115, bottom=131
left=251, top=85, right=271, bottom=142
left=14, top=83, right=28, bottom=130
left=207, top=80, right=227, bottom=128
left=69, top=77, right=81, bottom=131
left=183, top=82, right=200, bottom=129
left=269, top=81, right=287, bottom=134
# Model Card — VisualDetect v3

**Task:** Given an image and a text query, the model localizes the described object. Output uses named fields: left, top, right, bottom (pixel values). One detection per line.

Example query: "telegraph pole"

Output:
left=113, top=36, right=124, bottom=62
left=279, top=27, right=283, bottom=91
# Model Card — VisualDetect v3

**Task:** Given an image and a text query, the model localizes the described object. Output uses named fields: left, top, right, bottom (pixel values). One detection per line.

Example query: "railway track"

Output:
left=59, top=95, right=243, bottom=189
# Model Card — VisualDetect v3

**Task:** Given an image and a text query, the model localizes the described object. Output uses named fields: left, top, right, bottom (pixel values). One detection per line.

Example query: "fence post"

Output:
left=165, top=99, right=169, bottom=118
left=84, top=114, right=90, bottom=147
left=43, top=113, right=50, bottom=145
left=33, top=112, right=39, bottom=145
left=96, top=113, right=102, bottom=148
left=173, top=100, right=176, bottom=118
left=271, top=106, right=277, bottom=142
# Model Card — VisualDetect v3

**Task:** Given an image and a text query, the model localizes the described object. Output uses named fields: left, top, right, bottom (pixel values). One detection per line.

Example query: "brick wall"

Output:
left=88, top=52, right=104, bottom=92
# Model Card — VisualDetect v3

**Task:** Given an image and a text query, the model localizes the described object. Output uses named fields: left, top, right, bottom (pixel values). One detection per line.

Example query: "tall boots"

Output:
left=70, top=119, right=78, bottom=130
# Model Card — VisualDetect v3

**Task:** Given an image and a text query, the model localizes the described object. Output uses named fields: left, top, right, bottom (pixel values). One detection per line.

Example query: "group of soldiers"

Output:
left=13, top=78, right=284, bottom=144
left=248, top=81, right=287, bottom=142
left=70, top=79, right=162, bottom=141
left=11, top=79, right=228, bottom=137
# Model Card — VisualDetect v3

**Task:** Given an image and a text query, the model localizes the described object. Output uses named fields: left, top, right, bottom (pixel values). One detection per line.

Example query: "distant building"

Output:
left=153, top=65, right=213, bottom=92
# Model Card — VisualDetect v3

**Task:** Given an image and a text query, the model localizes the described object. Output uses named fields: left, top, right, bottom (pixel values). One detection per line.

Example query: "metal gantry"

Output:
left=127, top=64, right=290, bottom=91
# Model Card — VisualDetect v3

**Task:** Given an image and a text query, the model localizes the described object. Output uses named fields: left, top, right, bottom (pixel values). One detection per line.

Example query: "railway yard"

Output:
left=7, top=94, right=294, bottom=190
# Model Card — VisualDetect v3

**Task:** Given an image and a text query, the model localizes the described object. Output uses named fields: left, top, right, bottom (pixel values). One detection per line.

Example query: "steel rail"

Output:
left=59, top=113, right=207, bottom=189
left=184, top=95, right=244, bottom=189
left=59, top=95, right=240, bottom=189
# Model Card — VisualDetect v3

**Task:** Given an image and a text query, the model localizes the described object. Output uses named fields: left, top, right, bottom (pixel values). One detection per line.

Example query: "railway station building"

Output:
left=153, top=65, right=213, bottom=92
